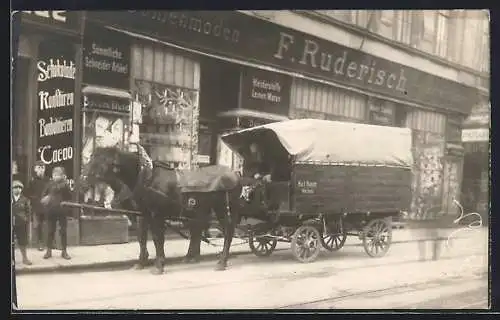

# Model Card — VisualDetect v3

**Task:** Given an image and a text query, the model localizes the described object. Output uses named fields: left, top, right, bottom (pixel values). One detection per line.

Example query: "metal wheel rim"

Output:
left=321, top=220, right=347, bottom=251
left=363, top=219, right=392, bottom=258
left=322, top=232, right=347, bottom=251
left=292, top=225, right=321, bottom=263
left=249, top=233, right=277, bottom=257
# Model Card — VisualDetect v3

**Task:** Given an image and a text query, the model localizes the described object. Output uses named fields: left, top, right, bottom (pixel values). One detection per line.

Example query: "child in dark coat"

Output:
left=27, top=161, right=50, bottom=251
left=12, top=179, right=33, bottom=265
left=41, top=166, right=72, bottom=260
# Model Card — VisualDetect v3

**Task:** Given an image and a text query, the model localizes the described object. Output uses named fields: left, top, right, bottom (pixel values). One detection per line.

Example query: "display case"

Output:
left=79, top=85, right=132, bottom=245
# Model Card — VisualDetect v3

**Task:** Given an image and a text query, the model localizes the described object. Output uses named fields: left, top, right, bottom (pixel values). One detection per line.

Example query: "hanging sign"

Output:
left=82, top=24, right=131, bottom=90
left=83, top=94, right=131, bottom=114
left=36, top=39, right=77, bottom=189
left=462, top=128, right=489, bottom=142
left=368, top=100, right=395, bottom=126
left=240, top=67, right=291, bottom=116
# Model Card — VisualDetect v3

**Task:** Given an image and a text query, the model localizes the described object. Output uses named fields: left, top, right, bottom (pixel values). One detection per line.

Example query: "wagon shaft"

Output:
left=60, top=201, right=143, bottom=216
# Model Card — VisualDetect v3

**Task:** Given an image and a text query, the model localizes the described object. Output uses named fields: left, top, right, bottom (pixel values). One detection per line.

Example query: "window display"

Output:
left=134, top=80, right=200, bottom=170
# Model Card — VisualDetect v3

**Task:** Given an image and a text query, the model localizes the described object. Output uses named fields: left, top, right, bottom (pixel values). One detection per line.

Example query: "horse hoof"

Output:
left=184, top=257, right=201, bottom=264
left=151, top=268, right=164, bottom=275
left=214, top=263, right=227, bottom=271
left=133, top=264, right=146, bottom=270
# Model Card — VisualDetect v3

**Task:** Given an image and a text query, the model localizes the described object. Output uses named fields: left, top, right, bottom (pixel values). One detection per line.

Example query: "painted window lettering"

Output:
left=38, top=145, right=74, bottom=165
left=38, top=89, right=74, bottom=110
left=37, top=59, right=76, bottom=82
left=39, top=117, right=73, bottom=137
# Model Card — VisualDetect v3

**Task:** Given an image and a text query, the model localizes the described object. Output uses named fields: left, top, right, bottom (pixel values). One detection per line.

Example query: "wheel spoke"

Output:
left=299, top=247, right=307, bottom=259
left=329, top=236, right=335, bottom=247
left=369, top=241, right=375, bottom=253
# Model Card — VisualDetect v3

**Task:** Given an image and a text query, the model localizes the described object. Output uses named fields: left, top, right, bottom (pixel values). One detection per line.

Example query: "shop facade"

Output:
left=82, top=10, right=481, bottom=220
left=13, top=11, right=85, bottom=246
left=14, top=11, right=483, bottom=247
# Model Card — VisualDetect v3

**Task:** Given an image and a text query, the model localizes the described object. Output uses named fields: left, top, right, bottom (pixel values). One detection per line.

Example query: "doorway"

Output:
left=12, top=57, right=31, bottom=183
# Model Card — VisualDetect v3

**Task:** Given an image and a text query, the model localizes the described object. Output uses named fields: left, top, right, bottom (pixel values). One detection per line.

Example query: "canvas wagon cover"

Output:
left=221, top=119, right=413, bottom=168
left=176, top=165, right=240, bottom=193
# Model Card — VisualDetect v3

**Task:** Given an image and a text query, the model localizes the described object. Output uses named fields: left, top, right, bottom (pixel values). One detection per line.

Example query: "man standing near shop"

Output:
left=27, top=161, right=50, bottom=251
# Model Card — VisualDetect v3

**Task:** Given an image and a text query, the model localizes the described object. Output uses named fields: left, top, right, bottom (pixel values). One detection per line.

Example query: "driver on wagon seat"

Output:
left=242, top=142, right=272, bottom=183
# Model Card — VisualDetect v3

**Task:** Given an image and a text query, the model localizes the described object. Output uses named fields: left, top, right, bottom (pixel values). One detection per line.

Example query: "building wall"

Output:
left=240, top=10, right=489, bottom=88
left=241, top=10, right=488, bottom=218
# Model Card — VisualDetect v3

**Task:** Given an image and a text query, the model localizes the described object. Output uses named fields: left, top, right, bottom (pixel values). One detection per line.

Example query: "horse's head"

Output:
left=81, top=147, right=140, bottom=192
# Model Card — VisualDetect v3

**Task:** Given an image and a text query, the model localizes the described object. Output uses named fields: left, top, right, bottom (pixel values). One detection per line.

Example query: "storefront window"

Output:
left=131, top=43, right=201, bottom=169
left=81, top=110, right=128, bottom=167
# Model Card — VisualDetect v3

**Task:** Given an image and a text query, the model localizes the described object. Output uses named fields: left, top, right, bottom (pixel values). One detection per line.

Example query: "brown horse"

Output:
left=81, top=147, right=243, bottom=274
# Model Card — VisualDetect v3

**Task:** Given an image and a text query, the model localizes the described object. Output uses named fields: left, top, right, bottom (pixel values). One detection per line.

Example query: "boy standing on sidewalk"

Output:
left=27, top=161, right=49, bottom=251
left=12, top=179, right=33, bottom=265
left=40, top=166, right=72, bottom=260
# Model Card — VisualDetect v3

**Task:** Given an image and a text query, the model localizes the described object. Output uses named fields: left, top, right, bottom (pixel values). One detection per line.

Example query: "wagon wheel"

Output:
left=320, top=218, right=347, bottom=252
left=248, top=231, right=278, bottom=257
left=362, top=218, right=393, bottom=258
left=291, top=225, right=321, bottom=263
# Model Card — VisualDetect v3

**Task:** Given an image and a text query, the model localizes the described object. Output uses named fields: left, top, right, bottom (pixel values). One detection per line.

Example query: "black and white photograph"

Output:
left=11, top=9, right=490, bottom=311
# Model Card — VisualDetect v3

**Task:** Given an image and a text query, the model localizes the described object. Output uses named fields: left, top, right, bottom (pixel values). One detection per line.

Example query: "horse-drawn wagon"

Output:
left=221, top=119, right=414, bottom=263
left=74, top=118, right=414, bottom=273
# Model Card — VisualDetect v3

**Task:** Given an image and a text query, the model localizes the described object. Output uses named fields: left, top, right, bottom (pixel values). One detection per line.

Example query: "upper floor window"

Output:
left=435, top=10, right=449, bottom=58
left=376, top=10, right=395, bottom=39
left=318, top=10, right=352, bottom=24
left=352, top=10, right=371, bottom=29
left=480, top=16, right=490, bottom=73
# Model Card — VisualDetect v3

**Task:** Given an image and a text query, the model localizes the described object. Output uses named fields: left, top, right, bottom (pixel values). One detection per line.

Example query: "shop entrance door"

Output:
left=12, top=57, right=31, bottom=183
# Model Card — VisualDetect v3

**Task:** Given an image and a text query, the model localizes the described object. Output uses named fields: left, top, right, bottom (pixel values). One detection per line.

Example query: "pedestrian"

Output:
left=40, top=166, right=72, bottom=260
left=415, top=205, right=442, bottom=261
left=26, top=161, right=50, bottom=251
left=12, top=179, right=33, bottom=265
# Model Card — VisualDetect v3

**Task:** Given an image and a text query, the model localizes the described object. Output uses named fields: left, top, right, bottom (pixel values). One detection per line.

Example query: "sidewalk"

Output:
left=14, top=227, right=488, bottom=275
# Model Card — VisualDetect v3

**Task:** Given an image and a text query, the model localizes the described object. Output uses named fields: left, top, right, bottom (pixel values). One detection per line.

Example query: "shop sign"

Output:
left=21, top=11, right=80, bottom=34
left=196, top=154, right=210, bottom=164
left=36, top=40, right=76, bottom=188
left=86, top=10, right=479, bottom=115
left=368, top=100, right=394, bottom=126
left=83, top=24, right=131, bottom=90
left=462, top=128, right=489, bottom=142
left=83, top=94, right=131, bottom=114
left=240, top=67, right=291, bottom=116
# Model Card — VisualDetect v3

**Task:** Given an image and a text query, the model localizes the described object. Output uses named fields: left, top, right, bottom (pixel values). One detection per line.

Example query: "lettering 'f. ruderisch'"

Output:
left=273, top=32, right=407, bottom=93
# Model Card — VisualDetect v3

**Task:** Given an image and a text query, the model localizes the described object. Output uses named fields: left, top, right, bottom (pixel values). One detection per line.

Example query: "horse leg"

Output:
left=134, top=215, right=149, bottom=270
left=184, top=219, right=202, bottom=264
left=151, top=212, right=166, bottom=275
left=215, top=208, right=237, bottom=271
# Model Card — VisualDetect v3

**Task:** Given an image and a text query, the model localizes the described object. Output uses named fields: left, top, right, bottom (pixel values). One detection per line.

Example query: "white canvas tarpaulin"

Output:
left=221, top=119, right=414, bottom=168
